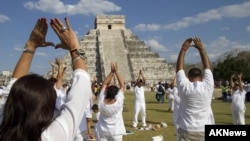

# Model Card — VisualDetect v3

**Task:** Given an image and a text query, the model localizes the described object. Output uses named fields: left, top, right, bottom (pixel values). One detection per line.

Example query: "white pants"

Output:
left=232, top=109, right=245, bottom=125
left=133, top=102, right=146, bottom=127
left=168, top=99, right=174, bottom=111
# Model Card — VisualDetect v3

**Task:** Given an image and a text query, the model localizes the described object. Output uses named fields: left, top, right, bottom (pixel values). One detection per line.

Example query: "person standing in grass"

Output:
left=132, top=69, right=147, bottom=128
left=95, top=62, right=126, bottom=141
left=176, top=37, right=214, bottom=141
left=230, top=73, right=246, bottom=125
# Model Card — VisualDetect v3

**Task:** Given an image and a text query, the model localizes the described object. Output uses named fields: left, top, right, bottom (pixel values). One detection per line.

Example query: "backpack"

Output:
left=158, top=85, right=165, bottom=94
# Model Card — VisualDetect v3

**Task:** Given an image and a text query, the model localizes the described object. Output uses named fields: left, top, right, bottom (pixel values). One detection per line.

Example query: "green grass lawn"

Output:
left=118, top=88, right=250, bottom=141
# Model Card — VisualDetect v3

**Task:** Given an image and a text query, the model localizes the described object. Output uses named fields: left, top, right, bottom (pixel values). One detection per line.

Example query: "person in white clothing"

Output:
left=171, top=76, right=180, bottom=140
left=95, top=62, right=126, bottom=141
left=244, top=81, right=250, bottom=102
left=49, top=58, right=67, bottom=117
left=0, top=17, right=92, bottom=141
left=92, top=104, right=100, bottom=122
left=74, top=94, right=95, bottom=141
left=176, top=37, right=214, bottom=141
left=167, top=85, right=175, bottom=113
left=51, top=58, right=96, bottom=140
left=230, top=73, right=246, bottom=125
left=132, top=69, right=147, bottom=128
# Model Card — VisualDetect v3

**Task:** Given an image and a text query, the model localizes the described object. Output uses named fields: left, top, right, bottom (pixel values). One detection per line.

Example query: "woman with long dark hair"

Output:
left=0, top=17, right=91, bottom=141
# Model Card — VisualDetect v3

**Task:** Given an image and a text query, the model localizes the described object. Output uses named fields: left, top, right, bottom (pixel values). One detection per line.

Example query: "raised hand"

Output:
left=50, top=18, right=79, bottom=51
left=27, top=18, right=54, bottom=48
left=193, top=37, right=203, bottom=49
left=181, top=38, right=192, bottom=50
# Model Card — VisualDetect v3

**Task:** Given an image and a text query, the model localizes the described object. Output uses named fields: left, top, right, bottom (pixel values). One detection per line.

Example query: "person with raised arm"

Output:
left=230, top=73, right=246, bottom=125
left=0, top=17, right=91, bottom=141
left=175, top=37, right=214, bottom=141
left=95, top=62, right=126, bottom=141
left=132, top=69, right=147, bottom=128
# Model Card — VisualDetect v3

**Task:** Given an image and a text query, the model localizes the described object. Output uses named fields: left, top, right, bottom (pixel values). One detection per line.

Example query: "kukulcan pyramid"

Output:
left=45, top=15, right=175, bottom=86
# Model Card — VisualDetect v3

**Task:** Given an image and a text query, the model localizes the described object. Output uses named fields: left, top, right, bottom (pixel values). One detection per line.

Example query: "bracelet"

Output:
left=23, top=47, right=35, bottom=54
left=181, top=47, right=187, bottom=51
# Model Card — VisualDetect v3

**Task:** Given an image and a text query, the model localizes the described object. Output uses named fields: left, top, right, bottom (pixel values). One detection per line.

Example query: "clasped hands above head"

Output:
left=181, top=37, right=203, bottom=51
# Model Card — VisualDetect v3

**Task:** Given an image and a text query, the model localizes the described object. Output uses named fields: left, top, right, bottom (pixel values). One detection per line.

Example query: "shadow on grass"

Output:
left=215, top=122, right=233, bottom=125
left=146, top=108, right=168, bottom=113
left=146, top=101, right=161, bottom=104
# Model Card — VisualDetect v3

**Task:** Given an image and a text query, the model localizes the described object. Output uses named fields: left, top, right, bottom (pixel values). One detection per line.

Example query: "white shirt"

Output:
left=95, top=88, right=126, bottom=137
left=231, top=89, right=246, bottom=111
left=173, top=87, right=180, bottom=125
left=155, top=84, right=164, bottom=94
left=78, top=95, right=93, bottom=133
left=244, top=83, right=250, bottom=92
left=176, top=69, right=214, bottom=132
left=0, top=69, right=92, bottom=141
left=167, top=88, right=175, bottom=100
left=134, top=85, right=145, bottom=103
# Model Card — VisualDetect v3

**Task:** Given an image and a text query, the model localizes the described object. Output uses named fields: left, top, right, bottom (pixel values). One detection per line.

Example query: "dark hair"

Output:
left=105, top=85, right=119, bottom=100
left=92, top=104, right=99, bottom=111
left=188, top=68, right=202, bottom=78
left=0, top=74, right=57, bottom=141
left=48, top=77, right=57, bottom=86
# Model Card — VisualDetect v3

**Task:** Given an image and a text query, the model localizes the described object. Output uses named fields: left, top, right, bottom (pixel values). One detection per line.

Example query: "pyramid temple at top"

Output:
left=45, top=15, right=175, bottom=86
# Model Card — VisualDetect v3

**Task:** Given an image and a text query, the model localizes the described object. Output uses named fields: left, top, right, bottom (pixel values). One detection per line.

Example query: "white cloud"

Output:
left=134, top=24, right=161, bottom=31
left=0, top=14, right=10, bottom=23
left=221, top=27, right=230, bottom=31
left=199, top=36, right=250, bottom=62
left=35, top=52, right=47, bottom=56
left=134, top=1, right=250, bottom=31
left=24, top=0, right=121, bottom=15
left=161, top=36, right=250, bottom=64
left=145, top=39, right=168, bottom=52
left=246, top=25, right=250, bottom=32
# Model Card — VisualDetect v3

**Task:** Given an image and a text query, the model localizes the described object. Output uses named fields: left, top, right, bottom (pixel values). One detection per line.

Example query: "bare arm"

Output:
left=50, top=18, right=88, bottom=72
left=113, top=62, right=125, bottom=92
left=193, top=37, right=210, bottom=69
left=86, top=118, right=95, bottom=139
left=176, top=38, right=192, bottom=72
left=101, top=63, right=115, bottom=89
left=55, top=58, right=66, bottom=90
left=50, top=60, right=57, bottom=79
left=230, top=74, right=235, bottom=90
left=101, top=71, right=114, bottom=90
left=238, top=73, right=244, bottom=91
left=12, top=18, right=54, bottom=78
left=140, top=70, right=146, bottom=84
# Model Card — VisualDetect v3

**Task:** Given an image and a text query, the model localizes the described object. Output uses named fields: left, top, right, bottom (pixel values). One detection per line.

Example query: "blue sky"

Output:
left=0, top=0, right=250, bottom=75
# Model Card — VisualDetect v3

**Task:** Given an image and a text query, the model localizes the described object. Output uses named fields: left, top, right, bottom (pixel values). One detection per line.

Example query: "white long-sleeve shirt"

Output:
left=0, top=69, right=92, bottom=141
left=176, top=69, right=215, bottom=132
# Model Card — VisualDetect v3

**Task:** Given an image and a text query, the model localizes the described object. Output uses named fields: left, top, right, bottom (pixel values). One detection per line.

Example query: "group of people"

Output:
left=0, top=17, right=125, bottom=141
left=0, top=17, right=247, bottom=141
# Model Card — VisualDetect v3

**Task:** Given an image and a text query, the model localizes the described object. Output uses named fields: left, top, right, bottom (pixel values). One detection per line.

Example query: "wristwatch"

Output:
left=23, top=47, right=34, bottom=54
left=70, top=48, right=87, bottom=60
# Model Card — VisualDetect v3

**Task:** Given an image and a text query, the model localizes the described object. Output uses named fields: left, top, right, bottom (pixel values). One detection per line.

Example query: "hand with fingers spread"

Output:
left=192, top=37, right=203, bottom=50
left=50, top=18, right=80, bottom=51
left=26, top=18, right=54, bottom=51
left=55, top=58, right=67, bottom=79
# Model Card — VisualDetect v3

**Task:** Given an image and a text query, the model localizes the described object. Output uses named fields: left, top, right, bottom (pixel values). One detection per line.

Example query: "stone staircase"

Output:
left=98, top=29, right=131, bottom=82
